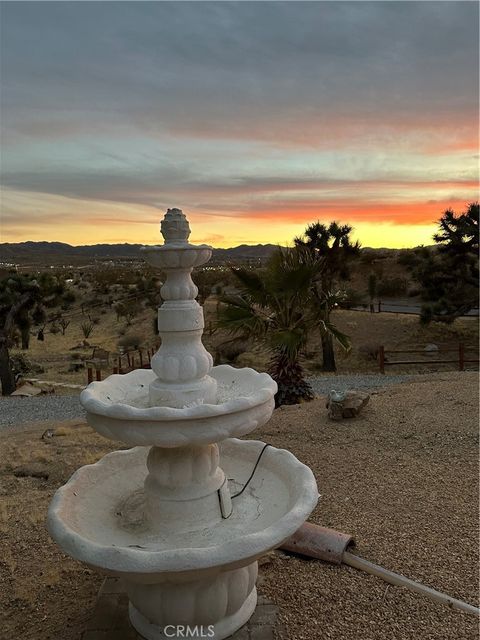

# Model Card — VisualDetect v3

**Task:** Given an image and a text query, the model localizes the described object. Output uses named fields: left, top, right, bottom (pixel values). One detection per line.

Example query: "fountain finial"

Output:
left=161, top=208, right=191, bottom=244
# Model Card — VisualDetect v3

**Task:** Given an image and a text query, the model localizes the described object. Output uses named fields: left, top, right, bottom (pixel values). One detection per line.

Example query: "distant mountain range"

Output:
left=0, top=240, right=279, bottom=264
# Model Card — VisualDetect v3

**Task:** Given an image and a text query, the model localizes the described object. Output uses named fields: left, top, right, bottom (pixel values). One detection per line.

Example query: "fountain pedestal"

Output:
left=144, top=444, right=227, bottom=532
left=48, top=209, right=319, bottom=639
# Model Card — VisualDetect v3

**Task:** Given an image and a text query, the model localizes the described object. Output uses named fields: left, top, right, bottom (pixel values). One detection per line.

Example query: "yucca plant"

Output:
left=217, top=247, right=350, bottom=407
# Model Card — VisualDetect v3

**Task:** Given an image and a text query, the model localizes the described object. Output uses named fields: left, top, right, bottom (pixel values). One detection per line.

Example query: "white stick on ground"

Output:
left=343, top=551, right=480, bottom=617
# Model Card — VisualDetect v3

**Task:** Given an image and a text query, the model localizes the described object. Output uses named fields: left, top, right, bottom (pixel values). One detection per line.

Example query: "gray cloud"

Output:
left=1, top=1, right=478, bottom=210
left=2, top=2, right=477, bottom=133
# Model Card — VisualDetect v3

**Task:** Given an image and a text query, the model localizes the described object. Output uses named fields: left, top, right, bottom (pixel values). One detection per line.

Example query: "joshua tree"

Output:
left=294, top=221, right=360, bottom=371
left=406, top=203, right=479, bottom=323
left=217, top=247, right=350, bottom=407
left=0, top=273, right=65, bottom=393
left=59, top=317, right=71, bottom=335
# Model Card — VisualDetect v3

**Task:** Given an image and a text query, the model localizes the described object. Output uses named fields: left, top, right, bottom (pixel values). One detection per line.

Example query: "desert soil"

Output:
left=0, top=372, right=478, bottom=639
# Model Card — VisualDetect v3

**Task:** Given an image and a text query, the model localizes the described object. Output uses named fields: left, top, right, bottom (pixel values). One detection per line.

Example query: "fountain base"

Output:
left=48, top=439, right=318, bottom=638
left=126, top=563, right=257, bottom=639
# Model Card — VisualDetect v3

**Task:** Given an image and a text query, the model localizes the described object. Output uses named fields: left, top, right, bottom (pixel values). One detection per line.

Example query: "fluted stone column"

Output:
left=143, top=208, right=217, bottom=409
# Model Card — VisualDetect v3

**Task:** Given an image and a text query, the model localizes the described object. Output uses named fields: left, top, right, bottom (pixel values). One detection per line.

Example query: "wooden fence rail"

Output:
left=378, top=343, right=479, bottom=374
left=87, top=346, right=156, bottom=384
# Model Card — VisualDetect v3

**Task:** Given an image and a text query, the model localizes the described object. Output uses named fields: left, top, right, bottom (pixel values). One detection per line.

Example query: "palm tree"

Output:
left=217, top=247, right=350, bottom=407
left=294, top=221, right=360, bottom=371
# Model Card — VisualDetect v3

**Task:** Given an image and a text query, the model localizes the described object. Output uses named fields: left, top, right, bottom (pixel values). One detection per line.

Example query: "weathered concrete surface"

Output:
left=81, top=578, right=279, bottom=640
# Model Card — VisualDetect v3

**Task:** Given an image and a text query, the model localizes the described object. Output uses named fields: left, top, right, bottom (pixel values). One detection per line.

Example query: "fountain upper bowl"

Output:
left=80, top=365, right=277, bottom=447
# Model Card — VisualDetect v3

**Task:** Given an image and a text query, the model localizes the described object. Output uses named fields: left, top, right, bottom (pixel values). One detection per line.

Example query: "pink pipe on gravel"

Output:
left=281, top=523, right=479, bottom=617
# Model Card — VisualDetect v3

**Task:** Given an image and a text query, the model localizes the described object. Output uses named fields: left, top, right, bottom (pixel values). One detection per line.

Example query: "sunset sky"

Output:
left=1, top=1, right=478, bottom=249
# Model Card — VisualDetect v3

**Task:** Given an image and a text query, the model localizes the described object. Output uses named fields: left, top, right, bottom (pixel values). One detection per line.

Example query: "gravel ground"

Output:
left=0, top=374, right=412, bottom=428
left=260, top=371, right=479, bottom=639
left=0, top=371, right=477, bottom=640
left=0, top=394, right=83, bottom=428
left=307, top=373, right=412, bottom=395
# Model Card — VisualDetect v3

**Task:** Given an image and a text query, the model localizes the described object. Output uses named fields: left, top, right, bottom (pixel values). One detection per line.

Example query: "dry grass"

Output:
left=12, top=306, right=157, bottom=385
left=0, top=372, right=478, bottom=639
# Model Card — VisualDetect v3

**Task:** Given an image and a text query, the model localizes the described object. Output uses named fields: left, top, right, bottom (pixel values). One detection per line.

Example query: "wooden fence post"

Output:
left=139, top=349, right=143, bottom=367
left=87, top=367, right=93, bottom=384
left=459, top=343, right=465, bottom=371
left=96, top=369, right=101, bottom=382
left=379, top=346, right=385, bottom=374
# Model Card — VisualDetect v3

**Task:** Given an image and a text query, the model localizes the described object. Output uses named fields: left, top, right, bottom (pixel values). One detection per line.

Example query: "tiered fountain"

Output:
left=48, top=209, right=319, bottom=639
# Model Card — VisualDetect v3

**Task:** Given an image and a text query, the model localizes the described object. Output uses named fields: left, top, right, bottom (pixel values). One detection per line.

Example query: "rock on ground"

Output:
left=326, top=389, right=370, bottom=420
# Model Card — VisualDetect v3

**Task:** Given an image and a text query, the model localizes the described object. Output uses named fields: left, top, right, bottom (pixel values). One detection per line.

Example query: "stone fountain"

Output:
left=48, top=209, right=319, bottom=639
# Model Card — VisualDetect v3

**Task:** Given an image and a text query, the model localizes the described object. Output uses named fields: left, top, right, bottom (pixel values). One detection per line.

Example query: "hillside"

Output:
left=0, top=240, right=429, bottom=267
left=0, top=241, right=278, bottom=265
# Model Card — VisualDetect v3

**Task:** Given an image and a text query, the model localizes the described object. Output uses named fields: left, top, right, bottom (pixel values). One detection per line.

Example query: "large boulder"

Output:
left=326, top=390, right=370, bottom=420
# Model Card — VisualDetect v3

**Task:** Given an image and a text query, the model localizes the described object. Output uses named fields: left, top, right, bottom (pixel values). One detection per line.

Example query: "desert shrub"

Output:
left=49, top=323, right=60, bottom=335
left=397, top=250, right=418, bottom=268
left=62, top=290, right=76, bottom=305
left=339, top=288, right=366, bottom=309
left=68, top=352, right=85, bottom=372
left=124, top=310, right=137, bottom=326
left=377, top=277, right=408, bottom=297
left=80, top=321, right=94, bottom=338
left=91, top=316, right=101, bottom=325
left=113, top=302, right=138, bottom=324
left=118, top=334, right=143, bottom=350
left=215, top=338, right=249, bottom=364
left=10, top=353, right=44, bottom=375
left=358, top=343, right=381, bottom=361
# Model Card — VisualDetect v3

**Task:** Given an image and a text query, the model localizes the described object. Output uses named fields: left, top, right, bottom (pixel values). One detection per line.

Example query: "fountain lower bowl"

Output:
left=80, top=365, right=277, bottom=447
left=47, top=438, right=318, bottom=580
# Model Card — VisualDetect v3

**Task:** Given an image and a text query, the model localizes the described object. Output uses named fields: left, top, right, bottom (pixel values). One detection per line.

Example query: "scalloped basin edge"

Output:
left=47, top=438, right=319, bottom=578
left=80, top=365, right=278, bottom=446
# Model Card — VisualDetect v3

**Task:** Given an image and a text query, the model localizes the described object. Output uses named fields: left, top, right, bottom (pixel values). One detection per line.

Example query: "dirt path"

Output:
left=0, top=372, right=478, bottom=639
